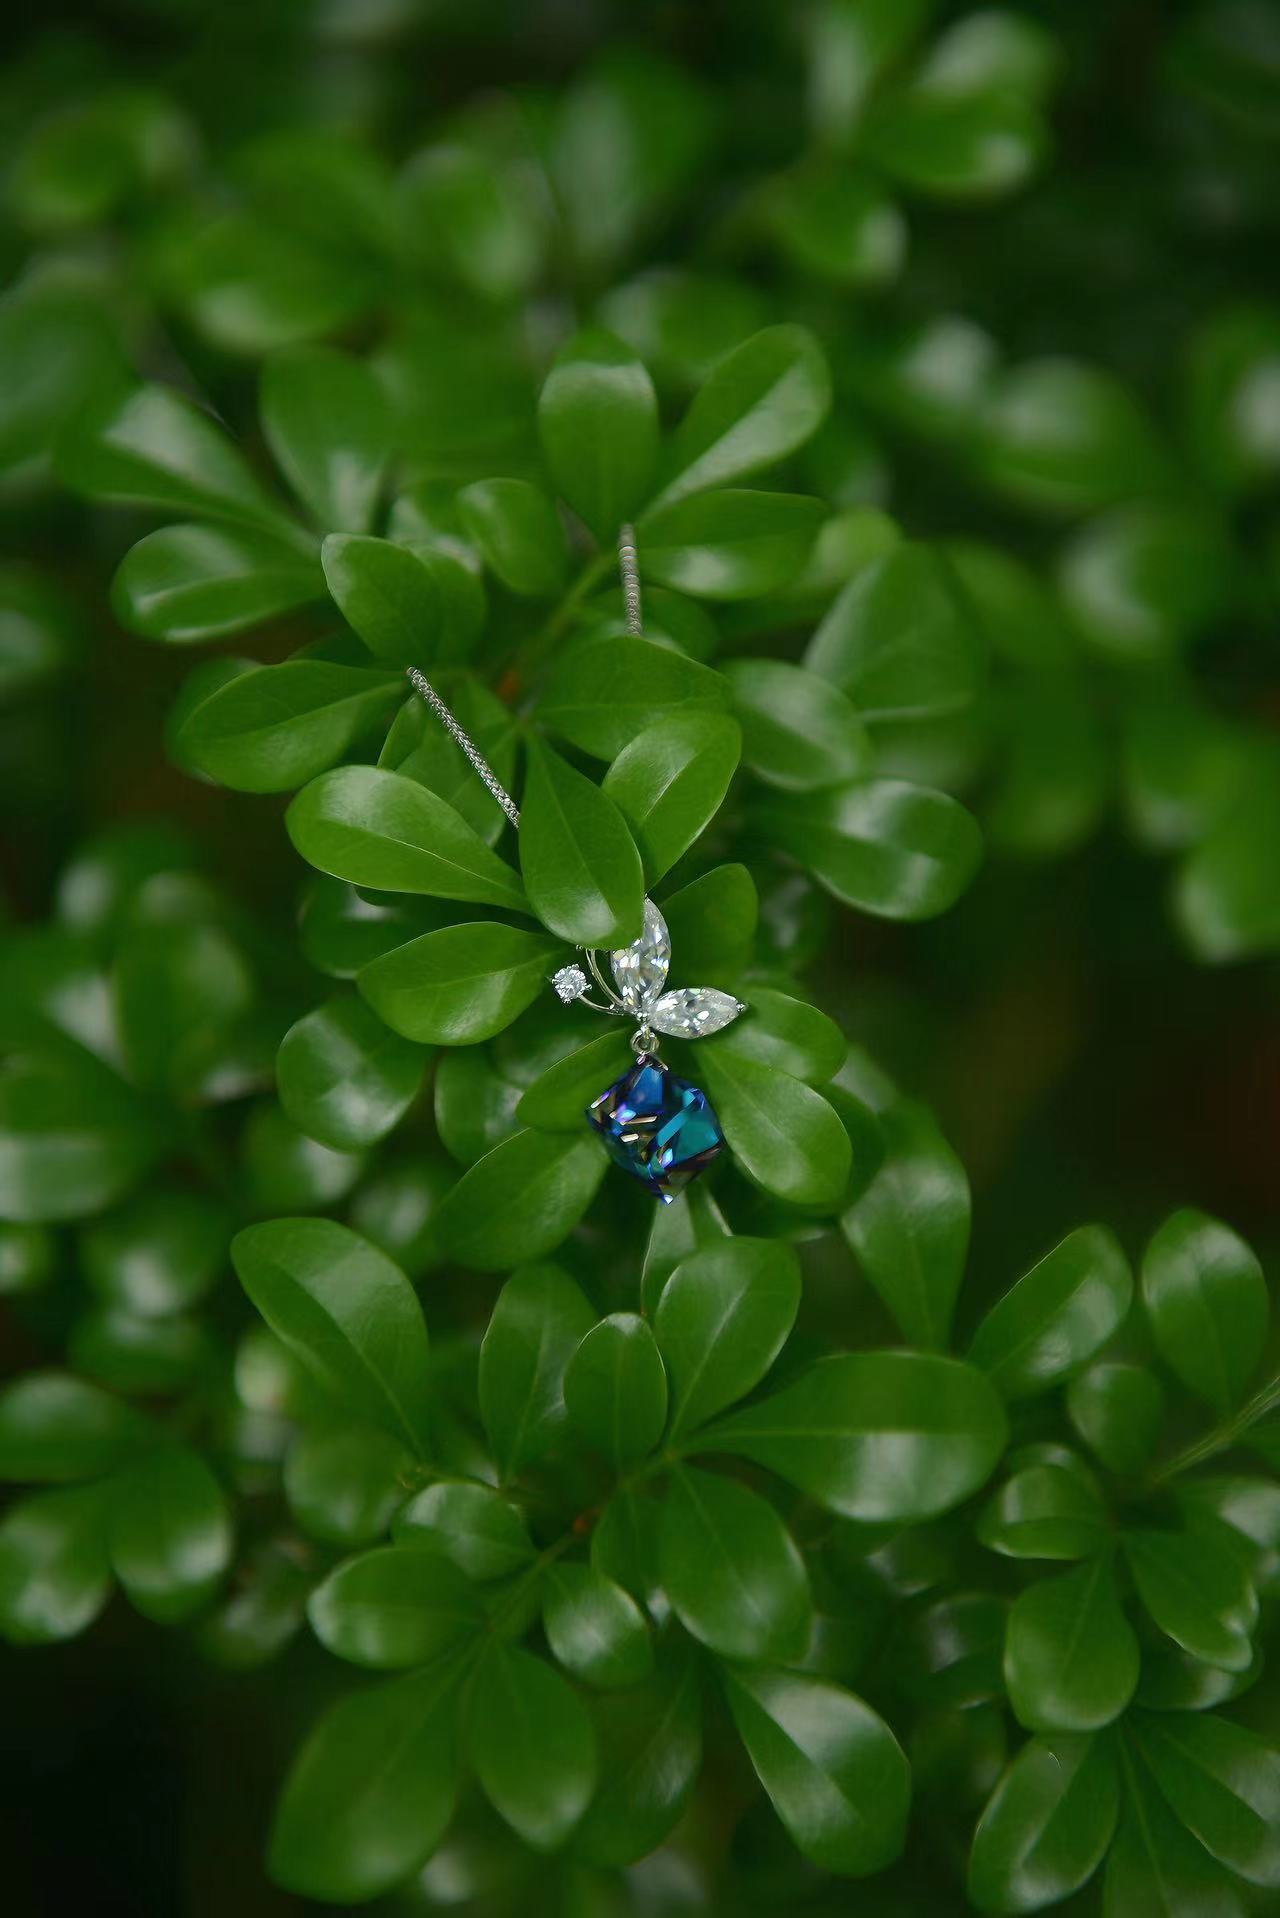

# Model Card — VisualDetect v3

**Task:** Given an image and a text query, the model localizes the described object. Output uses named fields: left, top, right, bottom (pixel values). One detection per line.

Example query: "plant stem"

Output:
left=1147, top=1367, right=1280, bottom=1486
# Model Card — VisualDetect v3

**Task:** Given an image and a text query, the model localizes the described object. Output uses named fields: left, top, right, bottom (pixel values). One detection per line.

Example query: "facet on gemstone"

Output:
left=648, top=986, right=745, bottom=1039
left=586, top=1054, right=724, bottom=1202
left=611, top=898, right=670, bottom=1012
left=552, top=963, right=588, bottom=1004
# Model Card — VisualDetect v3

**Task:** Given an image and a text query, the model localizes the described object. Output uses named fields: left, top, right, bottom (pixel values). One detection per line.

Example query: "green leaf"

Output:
left=382, top=675, right=519, bottom=848
left=602, top=711, right=741, bottom=883
left=321, top=533, right=482, bottom=669
left=232, top=1218, right=432, bottom=1456
left=805, top=542, right=984, bottom=720
left=723, top=657, right=870, bottom=790
left=284, top=1421, right=414, bottom=1549
left=1058, top=505, right=1235, bottom=664
left=398, top=141, right=543, bottom=299
left=564, top=1312, right=667, bottom=1467
left=639, top=489, right=826, bottom=600
left=968, top=1226, right=1133, bottom=1399
left=242, top=1102, right=366, bottom=1215
left=114, top=920, right=253, bottom=1098
left=479, top=1263, right=597, bottom=1480
left=756, top=777, right=984, bottom=920
left=434, top=1129, right=606, bottom=1271
left=360, top=923, right=564, bottom=1044
left=433, top=1047, right=522, bottom=1165
left=470, top=1644, right=597, bottom=1849
left=700, top=1052, right=851, bottom=1207
left=661, top=1466, right=810, bottom=1660
left=80, top=1189, right=226, bottom=1320
left=0, top=1042, right=160, bottom=1223
left=840, top=1097, right=970, bottom=1348
left=975, top=359, right=1173, bottom=515
left=287, top=765, right=526, bottom=910
left=537, top=328, right=659, bottom=540
left=1104, top=1744, right=1246, bottom=1918
left=1066, top=1362, right=1165, bottom=1476
left=60, top=382, right=294, bottom=535
left=539, top=631, right=730, bottom=760
left=174, top=659, right=399, bottom=793
left=543, top=1562, right=653, bottom=1689
left=395, top=1480, right=533, bottom=1580
left=308, top=1544, right=484, bottom=1669
left=518, top=738, right=644, bottom=945
left=0, top=286, right=128, bottom=473
left=640, top=1181, right=732, bottom=1316
left=268, top=1663, right=460, bottom=1902
left=260, top=345, right=391, bottom=534
left=977, top=1463, right=1109, bottom=1561
left=0, top=1485, right=112, bottom=1645
left=702, top=1350, right=1007, bottom=1521
left=706, top=987, right=846, bottom=1084
left=1141, top=1209, right=1268, bottom=1417
left=896, top=1592, right=1006, bottom=1708
left=108, top=1445, right=232, bottom=1622
left=575, top=1646, right=702, bottom=1865
left=71, top=1307, right=214, bottom=1399
left=1005, top=1554, right=1139, bottom=1732
left=722, top=1666, right=909, bottom=1876
left=866, top=85, right=1047, bottom=200
left=1174, top=766, right=1280, bottom=963
left=1132, top=1711, right=1280, bottom=1887
left=277, top=994, right=426, bottom=1150
left=661, top=863, right=758, bottom=977
left=654, top=1236, right=801, bottom=1438
left=654, top=325, right=831, bottom=508
left=112, top=524, right=323, bottom=645
left=762, top=163, right=905, bottom=288
left=515, top=1030, right=635, bottom=1131
left=0, top=1371, right=151, bottom=1482
left=456, top=478, right=569, bottom=597
left=599, top=269, right=766, bottom=394
left=1124, top=1529, right=1257, bottom=1672
left=968, top=1732, right=1118, bottom=1915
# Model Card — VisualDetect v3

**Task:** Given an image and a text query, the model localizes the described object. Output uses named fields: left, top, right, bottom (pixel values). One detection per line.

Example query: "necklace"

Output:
left=404, top=526, right=746, bottom=1203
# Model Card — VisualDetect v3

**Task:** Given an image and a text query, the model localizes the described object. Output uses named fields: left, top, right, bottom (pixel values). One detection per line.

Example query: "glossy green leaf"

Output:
left=564, top=1313, right=667, bottom=1467
left=321, top=533, right=482, bottom=669
left=231, top=1218, right=432, bottom=1456
left=706, top=987, right=846, bottom=1084
left=269, top=1663, right=460, bottom=1902
left=841, top=1097, right=970, bottom=1348
left=277, top=994, right=426, bottom=1150
left=1104, top=1745, right=1246, bottom=1918
left=0, top=1485, right=112, bottom=1645
left=470, top=1644, right=597, bottom=1850
left=978, top=1464, right=1109, bottom=1560
left=723, top=656, right=870, bottom=790
left=381, top=674, right=520, bottom=847
left=287, top=765, right=526, bottom=910
left=514, top=1030, right=634, bottom=1131
left=456, top=478, right=569, bottom=597
left=112, top=524, right=322, bottom=645
left=1005, top=1554, right=1139, bottom=1732
left=537, top=329, right=659, bottom=540
left=1132, top=1711, right=1280, bottom=1887
left=1141, top=1209, right=1268, bottom=1416
left=640, top=1181, right=732, bottom=1316
left=1066, top=1362, right=1165, bottom=1476
left=174, top=659, right=399, bottom=793
left=395, top=1480, right=533, bottom=1580
left=434, top=1128, right=605, bottom=1270
left=602, top=710, right=741, bottom=883
left=805, top=543, right=984, bottom=720
left=109, top=1445, right=232, bottom=1622
left=260, top=345, right=391, bottom=534
left=722, top=1666, right=909, bottom=1876
left=654, top=1236, right=800, bottom=1438
left=661, top=1466, right=810, bottom=1660
left=0, top=1371, right=151, bottom=1482
left=433, top=1046, right=522, bottom=1165
left=703, top=1350, right=1007, bottom=1521
left=968, top=1226, right=1133, bottom=1399
left=478, top=1263, right=597, bottom=1480
left=700, top=1051, right=851, bottom=1207
left=308, top=1544, right=484, bottom=1669
left=639, top=489, right=826, bottom=600
left=575, top=1647, right=702, bottom=1866
left=359, top=923, right=564, bottom=1044
left=654, top=325, right=831, bottom=508
left=518, top=738, right=644, bottom=945
left=661, top=863, right=757, bottom=977
left=969, top=1732, right=1118, bottom=1914
left=284, top=1421, right=414, bottom=1550
left=539, top=632, right=730, bottom=760
left=542, top=1562, right=652, bottom=1689
left=1124, top=1529, right=1257, bottom=1672
left=757, top=777, right=984, bottom=920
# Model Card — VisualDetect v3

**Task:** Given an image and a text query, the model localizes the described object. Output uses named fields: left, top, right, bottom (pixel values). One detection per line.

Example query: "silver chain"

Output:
left=403, top=526, right=642, bottom=829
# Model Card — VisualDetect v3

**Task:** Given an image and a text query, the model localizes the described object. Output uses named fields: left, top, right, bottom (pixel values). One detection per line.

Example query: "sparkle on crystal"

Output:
left=586, top=1054, right=725, bottom=1202
left=552, top=963, right=588, bottom=1003
left=611, top=898, right=670, bottom=1011
left=648, top=986, right=746, bottom=1040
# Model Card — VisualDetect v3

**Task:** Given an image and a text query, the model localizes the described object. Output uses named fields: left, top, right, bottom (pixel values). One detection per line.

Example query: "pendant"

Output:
left=550, top=899, right=746, bottom=1201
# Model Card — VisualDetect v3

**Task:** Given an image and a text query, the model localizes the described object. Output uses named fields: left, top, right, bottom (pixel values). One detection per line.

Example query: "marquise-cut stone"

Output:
left=648, top=987, right=744, bottom=1039
left=586, top=1055, right=724, bottom=1202
left=611, top=898, right=670, bottom=1011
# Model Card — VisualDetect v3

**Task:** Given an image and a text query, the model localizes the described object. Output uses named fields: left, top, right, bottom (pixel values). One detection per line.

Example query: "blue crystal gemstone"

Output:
left=586, top=1054, right=725, bottom=1202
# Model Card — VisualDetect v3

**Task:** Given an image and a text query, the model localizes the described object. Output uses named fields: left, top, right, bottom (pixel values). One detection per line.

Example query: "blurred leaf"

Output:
left=1186, top=303, right=1280, bottom=495
left=0, top=1371, right=150, bottom=1483
left=654, top=326, right=831, bottom=508
left=0, top=1485, right=112, bottom=1645
left=82, top=1188, right=228, bottom=1318
left=0, top=1041, right=160, bottom=1222
left=755, top=778, right=983, bottom=920
left=542, top=1562, right=652, bottom=1689
left=654, top=1236, right=800, bottom=1437
left=321, top=533, right=483, bottom=670
left=762, top=164, right=905, bottom=288
left=470, top=1644, right=596, bottom=1848
left=724, top=657, right=870, bottom=790
left=974, top=360, right=1174, bottom=514
left=602, top=710, right=741, bottom=882
left=564, top=1312, right=667, bottom=1467
left=399, top=143, right=544, bottom=302
left=284, top=1421, right=413, bottom=1549
left=479, top=1263, right=596, bottom=1480
left=968, top=1227, right=1133, bottom=1399
left=599, top=269, right=766, bottom=392
left=457, top=478, right=569, bottom=597
left=537, top=329, right=658, bottom=541
left=661, top=1466, right=810, bottom=1660
left=309, top=1545, right=484, bottom=1669
left=841, top=1097, right=970, bottom=1348
left=359, top=923, right=564, bottom=1044
left=0, top=287, right=129, bottom=473
left=576, top=1646, right=702, bottom=1864
left=639, top=489, right=826, bottom=600
left=519, top=738, right=645, bottom=944
left=277, top=994, right=426, bottom=1151
left=109, top=1445, right=232, bottom=1622
left=433, top=1047, right=522, bottom=1165
left=1174, top=762, right=1280, bottom=962
left=866, top=85, right=1048, bottom=200
left=968, top=1732, right=1117, bottom=1914
left=260, top=346, right=392, bottom=534
left=805, top=543, right=984, bottom=720
left=1141, top=1209, right=1268, bottom=1416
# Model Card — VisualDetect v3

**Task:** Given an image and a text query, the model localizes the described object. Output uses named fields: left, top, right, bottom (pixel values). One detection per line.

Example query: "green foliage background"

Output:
left=2, top=3, right=1280, bottom=1913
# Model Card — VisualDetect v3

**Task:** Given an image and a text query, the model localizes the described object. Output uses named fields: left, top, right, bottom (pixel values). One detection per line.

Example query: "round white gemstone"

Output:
left=553, top=964, right=588, bottom=1004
